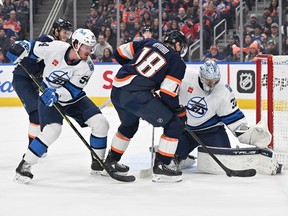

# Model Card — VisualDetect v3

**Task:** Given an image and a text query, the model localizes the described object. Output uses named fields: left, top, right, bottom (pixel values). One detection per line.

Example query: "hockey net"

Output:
left=256, top=54, right=288, bottom=168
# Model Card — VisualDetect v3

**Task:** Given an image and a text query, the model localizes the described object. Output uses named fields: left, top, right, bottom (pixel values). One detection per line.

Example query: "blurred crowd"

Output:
left=1, top=0, right=288, bottom=63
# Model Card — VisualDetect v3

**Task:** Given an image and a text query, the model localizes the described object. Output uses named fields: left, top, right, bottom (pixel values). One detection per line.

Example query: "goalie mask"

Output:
left=164, top=30, right=188, bottom=57
left=199, top=60, right=221, bottom=95
left=72, top=28, right=96, bottom=58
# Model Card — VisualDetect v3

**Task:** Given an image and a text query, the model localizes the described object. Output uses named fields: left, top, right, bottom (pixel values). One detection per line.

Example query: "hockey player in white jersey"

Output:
left=172, top=60, right=277, bottom=174
left=6, top=28, right=127, bottom=183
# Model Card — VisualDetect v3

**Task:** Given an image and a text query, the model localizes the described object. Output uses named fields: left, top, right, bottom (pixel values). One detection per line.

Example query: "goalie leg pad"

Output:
left=259, top=149, right=284, bottom=175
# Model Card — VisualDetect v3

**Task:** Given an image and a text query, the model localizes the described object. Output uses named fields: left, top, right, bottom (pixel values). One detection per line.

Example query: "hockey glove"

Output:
left=40, top=88, right=58, bottom=107
left=6, top=40, right=31, bottom=64
left=237, top=121, right=272, bottom=148
left=175, top=105, right=187, bottom=124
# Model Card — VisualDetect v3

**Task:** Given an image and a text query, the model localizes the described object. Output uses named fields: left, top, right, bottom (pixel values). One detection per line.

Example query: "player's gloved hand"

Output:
left=6, top=40, right=31, bottom=64
left=40, top=88, right=58, bottom=107
left=175, top=105, right=187, bottom=124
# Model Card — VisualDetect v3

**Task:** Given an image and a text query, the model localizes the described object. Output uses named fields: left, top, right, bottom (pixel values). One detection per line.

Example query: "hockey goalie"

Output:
left=171, top=60, right=283, bottom=175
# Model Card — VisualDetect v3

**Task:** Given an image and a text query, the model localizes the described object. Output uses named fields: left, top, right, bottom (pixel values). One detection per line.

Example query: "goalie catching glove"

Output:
left=236, top=121, right=272, bottom=148
left=6, top=40, right=32, bottom=64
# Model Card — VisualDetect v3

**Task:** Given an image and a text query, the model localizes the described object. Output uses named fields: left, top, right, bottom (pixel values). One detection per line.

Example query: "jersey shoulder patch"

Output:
left=87, top=60, right=94, bottom=71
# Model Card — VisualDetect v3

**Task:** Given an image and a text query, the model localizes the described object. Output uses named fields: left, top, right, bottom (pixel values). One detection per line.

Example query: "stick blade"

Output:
left=139, top=168, right=152, bottom=179
left=227, top=168, right=257, bottom=177
left=111, top=173, right=136, bottom=182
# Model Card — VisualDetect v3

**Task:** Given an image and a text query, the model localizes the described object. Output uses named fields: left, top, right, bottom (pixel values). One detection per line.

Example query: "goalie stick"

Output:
left=186, top=129, right=256, bottom=177
left=19, top=63, right=135, bottom=183
left=139, top=126, right=155, bottom=178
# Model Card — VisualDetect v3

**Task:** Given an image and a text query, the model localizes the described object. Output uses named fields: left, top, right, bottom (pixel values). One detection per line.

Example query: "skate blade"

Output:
left=101, top=170, right=128, bottom=176
left=152, top=174, right=182, bottom=183
left=90, top=170, right=104, bottom=175
left=14, top=173, right=32, bottom=184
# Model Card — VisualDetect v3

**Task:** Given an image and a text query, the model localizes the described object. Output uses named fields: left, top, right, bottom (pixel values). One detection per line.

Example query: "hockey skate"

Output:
left=152, top=158, right=182, bottom=183
left=14, top=159, right=33, bottom=184
left=101, top=151, right=130, bottom=176
left=170, top=155, right=197, bottom=170
left=90, top=158, right=104, bottom=175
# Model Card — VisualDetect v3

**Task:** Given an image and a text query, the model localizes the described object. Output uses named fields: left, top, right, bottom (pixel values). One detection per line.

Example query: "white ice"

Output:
left=0, top=106, right=287, bottom=216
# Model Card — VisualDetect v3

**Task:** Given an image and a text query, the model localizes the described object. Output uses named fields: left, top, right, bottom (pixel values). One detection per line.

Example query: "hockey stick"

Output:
left=186, top=129, right=256, bottom=177
left=19, top=63, right=135, bottom=183
left=139, top=125, right=155, bottom=178
left=98, top=98, right=111, bottom=110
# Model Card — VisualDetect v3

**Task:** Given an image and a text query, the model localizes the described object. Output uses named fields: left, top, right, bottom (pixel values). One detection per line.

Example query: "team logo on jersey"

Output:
left=186, top=96, right=208, bottom=118
left=46, top=70, right=70, bottom=87
left=237, top=70, right=255, bottom=93
left=52, top=59, right=59, bottom=66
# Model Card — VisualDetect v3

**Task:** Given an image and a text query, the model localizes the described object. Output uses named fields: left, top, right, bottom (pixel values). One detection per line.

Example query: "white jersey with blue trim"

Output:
left=32, top=40, right=94, bottom=105
left=179, top=69, right=247, bottom=134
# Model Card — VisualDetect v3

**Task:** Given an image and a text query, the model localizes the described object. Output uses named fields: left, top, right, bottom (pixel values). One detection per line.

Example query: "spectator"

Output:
left=93, top=34, right=113, bottom=60
left=161, top=11, right=171, bottom=35
left=203, top=45, right=225, bottom=62
left=87, top=7, right=104, bottom=33
left=0, top=27, right=10, bottom=62
left=282, top=36, right=288, bottom=54
left=268, top=0, right=279, bottom=20
left=104, top=26, right=117, bottom=49
left=13, top=0, right=29, bottom=38
left=281, top=13, right=288, bottom=37
left=231, top=44, right=241, bottom=62
left=244, top=14, right=262, bottom=35
left=243, top=34, right=253, bottom=54
left=180, top=16, right=200, bottom=46
left=174, top=7, right=187, bottom=29
left=3, top=10, right=21, bottom=42
left=223, top=35, right=237, bottom=61
left=170, top=19, right=180, bottom=31
left=83, top=18, right=100, bottom=38
left=131, top=21, right=142, bottom=41
left=141, top=11, right=152, bottom=26
left=258, top=7, right=271, bottom=26
left=1, top=0, right=16, bottom=19
left=268, top=23, right=280, bottom=46
left=263, top=16, right=274, bottom=37
left=245, top=41, right=259, bottom=62
left=151, top=18, right=160, bottom=39
left=101, top=47, right=116, bottom=62
left=265, top=39, right=279, bottom=55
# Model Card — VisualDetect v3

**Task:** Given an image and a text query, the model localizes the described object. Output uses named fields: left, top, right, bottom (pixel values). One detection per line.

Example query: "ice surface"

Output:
left=0, top=107, right=287, bottom=216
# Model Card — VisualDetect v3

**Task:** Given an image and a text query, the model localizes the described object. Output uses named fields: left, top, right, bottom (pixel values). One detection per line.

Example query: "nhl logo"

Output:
left=239, top=73, right=253, bottom=90
left=237, top=70, right=255, bottom=93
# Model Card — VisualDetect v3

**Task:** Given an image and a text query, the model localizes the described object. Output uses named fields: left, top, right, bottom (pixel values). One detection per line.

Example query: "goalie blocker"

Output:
left=197, top=147, right=284, bottom=175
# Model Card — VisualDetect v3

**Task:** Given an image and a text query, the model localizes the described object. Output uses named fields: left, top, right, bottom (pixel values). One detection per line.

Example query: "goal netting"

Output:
left=256, top=55, right=288, bottom=168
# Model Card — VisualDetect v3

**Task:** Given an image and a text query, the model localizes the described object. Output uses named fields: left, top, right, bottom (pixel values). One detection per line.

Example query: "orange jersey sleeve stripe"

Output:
left=114, top=75, right=136, bottom=82
left=160, top=88, right=178, bottom=97
left=165, top=75, right=182, bottom=84
left=117, top=47, right=129, bottom=59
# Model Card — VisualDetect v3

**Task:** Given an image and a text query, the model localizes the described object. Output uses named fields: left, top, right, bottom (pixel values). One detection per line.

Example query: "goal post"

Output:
left=255, top=54, right=288, bottom=168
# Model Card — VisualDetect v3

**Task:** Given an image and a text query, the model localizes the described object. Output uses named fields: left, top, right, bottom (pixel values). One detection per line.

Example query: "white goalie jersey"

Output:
left=179, top=69, right=248, bottom=135
left=32, top=40, right=94, bottom=105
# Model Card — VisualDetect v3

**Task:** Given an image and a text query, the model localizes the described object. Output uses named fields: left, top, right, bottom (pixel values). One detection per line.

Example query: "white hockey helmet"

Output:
left=199, top=60, right=221, bottom=95
left=72, top=28, right=96, bottom=52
